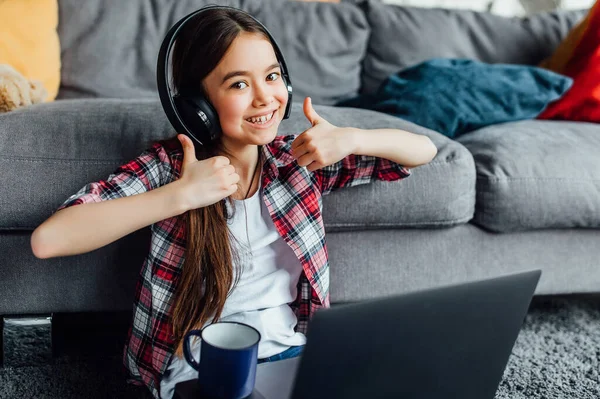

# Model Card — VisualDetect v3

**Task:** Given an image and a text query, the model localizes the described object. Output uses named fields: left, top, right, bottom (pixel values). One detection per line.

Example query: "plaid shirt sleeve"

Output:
left=314, top=154, right=411, bottom=196
left=56, top=142, right=178, bottom=211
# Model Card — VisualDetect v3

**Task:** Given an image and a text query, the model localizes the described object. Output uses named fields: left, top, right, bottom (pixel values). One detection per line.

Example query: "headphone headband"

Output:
left=157, top=5, right=293, bottom=148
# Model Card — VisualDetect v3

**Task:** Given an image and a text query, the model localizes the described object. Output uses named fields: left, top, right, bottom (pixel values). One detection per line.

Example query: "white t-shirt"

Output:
left=160, top=182, right=306, bottom=399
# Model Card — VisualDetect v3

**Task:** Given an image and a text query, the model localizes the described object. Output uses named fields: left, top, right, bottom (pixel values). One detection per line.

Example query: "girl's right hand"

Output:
left=176, top=134, right=240, bottom=211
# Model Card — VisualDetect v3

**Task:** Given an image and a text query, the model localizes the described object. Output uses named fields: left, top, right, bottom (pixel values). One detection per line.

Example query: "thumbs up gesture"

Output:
left=175, top=134, right=240, bottom=211
left=291, top=97, right=356, bottom=172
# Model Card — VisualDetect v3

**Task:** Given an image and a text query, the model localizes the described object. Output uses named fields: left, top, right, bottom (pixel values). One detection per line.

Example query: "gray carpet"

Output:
left=495, top=295, right=600, bottom=398
left=1, top=295, right=599, bottom=399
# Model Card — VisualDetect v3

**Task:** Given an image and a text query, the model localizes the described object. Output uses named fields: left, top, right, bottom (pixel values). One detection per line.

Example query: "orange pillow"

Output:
left=538, top=1, right=600, bottom=122
left=0, top=0, right=61, bottom=101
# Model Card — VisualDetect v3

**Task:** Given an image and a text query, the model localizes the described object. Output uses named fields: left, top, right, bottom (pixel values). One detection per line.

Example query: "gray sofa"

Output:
left=1, top=0, right=599, bottom=330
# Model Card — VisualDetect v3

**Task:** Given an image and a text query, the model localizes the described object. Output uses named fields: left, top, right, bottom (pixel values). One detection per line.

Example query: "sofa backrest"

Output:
left=57, top=0, right=587, bottom=105
left=360, top=0, right=587, bottom=94
left=56, top=0, right=370, bottom=106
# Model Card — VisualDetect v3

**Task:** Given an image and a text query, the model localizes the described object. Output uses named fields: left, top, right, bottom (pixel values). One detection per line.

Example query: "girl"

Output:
left=30, top=7, right=437, bottom=399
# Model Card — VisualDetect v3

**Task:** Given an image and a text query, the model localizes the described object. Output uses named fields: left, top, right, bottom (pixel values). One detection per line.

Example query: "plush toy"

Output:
left=0, top=64, right=48, bottom=113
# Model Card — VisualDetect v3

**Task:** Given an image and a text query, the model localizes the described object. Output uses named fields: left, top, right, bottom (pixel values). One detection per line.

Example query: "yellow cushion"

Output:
left=0, top=0, right=61, bottom=101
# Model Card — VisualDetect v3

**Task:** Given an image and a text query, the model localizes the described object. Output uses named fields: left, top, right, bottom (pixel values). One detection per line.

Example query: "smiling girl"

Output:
left=30, top=6, right=437, bottom=399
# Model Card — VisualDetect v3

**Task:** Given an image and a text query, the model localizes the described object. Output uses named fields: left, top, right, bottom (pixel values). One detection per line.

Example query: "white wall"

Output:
left=380, top=0, right=595, bottom=16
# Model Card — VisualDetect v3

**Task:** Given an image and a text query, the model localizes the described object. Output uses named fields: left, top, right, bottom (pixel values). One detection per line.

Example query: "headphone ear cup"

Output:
left=282, top=73, right=293, bottom=120
left=173, top=94, right=222, bottom=144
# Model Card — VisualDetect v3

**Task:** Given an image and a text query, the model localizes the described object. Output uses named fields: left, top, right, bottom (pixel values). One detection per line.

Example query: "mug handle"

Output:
left=183, top=329, right=203, bottom=371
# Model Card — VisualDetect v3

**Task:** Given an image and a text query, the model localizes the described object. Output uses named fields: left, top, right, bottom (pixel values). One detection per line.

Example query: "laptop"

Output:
left=254, top=269, right=541, bottom=399
left=174, top=270, right=541, bottom=399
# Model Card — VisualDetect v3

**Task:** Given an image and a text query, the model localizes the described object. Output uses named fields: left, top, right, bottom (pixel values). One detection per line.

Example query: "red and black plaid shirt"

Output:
left=57, top=134, right=410, bottom=398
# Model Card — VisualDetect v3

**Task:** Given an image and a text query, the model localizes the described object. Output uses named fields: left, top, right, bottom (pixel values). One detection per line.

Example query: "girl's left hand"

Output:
left=290, top=97, right=356, bottom=172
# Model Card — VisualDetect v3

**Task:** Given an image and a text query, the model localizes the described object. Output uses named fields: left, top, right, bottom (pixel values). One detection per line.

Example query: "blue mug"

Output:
left=183, top=321, right=261, bottom=399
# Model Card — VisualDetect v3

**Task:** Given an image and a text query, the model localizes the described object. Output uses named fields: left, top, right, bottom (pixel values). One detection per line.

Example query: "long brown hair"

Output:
left=168, top=8, right=272, bottom=358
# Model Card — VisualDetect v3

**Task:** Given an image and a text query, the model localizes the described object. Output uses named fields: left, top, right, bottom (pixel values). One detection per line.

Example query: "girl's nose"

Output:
left=253, top=83, right=275, bottom=107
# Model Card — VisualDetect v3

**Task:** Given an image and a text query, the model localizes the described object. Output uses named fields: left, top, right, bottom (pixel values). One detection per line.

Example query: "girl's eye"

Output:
left=230, top=73, right=279, bottom=89
left=231, top=81, right=248, bottom=90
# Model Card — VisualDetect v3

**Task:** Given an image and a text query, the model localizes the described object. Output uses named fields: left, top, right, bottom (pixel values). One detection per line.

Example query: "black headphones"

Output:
left=157, top=5, right=293, bottom=148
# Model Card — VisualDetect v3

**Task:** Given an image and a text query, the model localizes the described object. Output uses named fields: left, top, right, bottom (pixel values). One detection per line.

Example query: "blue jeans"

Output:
left=257, top=345, right=305, bottom=364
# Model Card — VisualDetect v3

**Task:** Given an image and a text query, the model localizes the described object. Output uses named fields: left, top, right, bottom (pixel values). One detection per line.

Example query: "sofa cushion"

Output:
left=360, top=1, right=587, bottom=94
left=457, top=120, right=600, bottom=232
left=0, top=0, right=61, bottom=101
left=286, top=106, right=476, bottom=230
left=538, top=1, right=600, bottom=123
left=0, top=100, right=475, bottom=231
left=337, top=58, right=573, bottom=138
left=56, top=0, right=369, bottom=106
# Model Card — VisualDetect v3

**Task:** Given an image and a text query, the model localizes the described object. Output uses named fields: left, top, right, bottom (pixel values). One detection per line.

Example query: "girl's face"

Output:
left=202, top=32, right=289, bottom=152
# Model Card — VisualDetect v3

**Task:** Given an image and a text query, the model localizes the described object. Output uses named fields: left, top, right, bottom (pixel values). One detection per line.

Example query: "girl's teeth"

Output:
left=247, top=112, right=273, bottom=124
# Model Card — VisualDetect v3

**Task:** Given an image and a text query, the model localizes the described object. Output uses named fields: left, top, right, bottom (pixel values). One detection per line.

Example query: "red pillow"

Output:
left=538, top=1, right=600, bottom=122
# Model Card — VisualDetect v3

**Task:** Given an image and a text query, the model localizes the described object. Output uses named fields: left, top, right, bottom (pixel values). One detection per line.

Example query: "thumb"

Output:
left=177, top=134, right=197, bottom=167
left=303, top=97, right=322, bottom=127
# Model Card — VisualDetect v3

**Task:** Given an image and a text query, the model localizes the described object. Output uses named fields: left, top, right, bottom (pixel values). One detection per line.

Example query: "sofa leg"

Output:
left=1, top=314, right=53, bottom=368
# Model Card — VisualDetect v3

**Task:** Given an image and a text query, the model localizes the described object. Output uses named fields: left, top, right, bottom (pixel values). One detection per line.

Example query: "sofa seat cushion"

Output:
left=293, top=107, right=476, bottom=230
left=457, top=120, right=600, bottom=232
left=0, top=99, right=475, bottom=230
